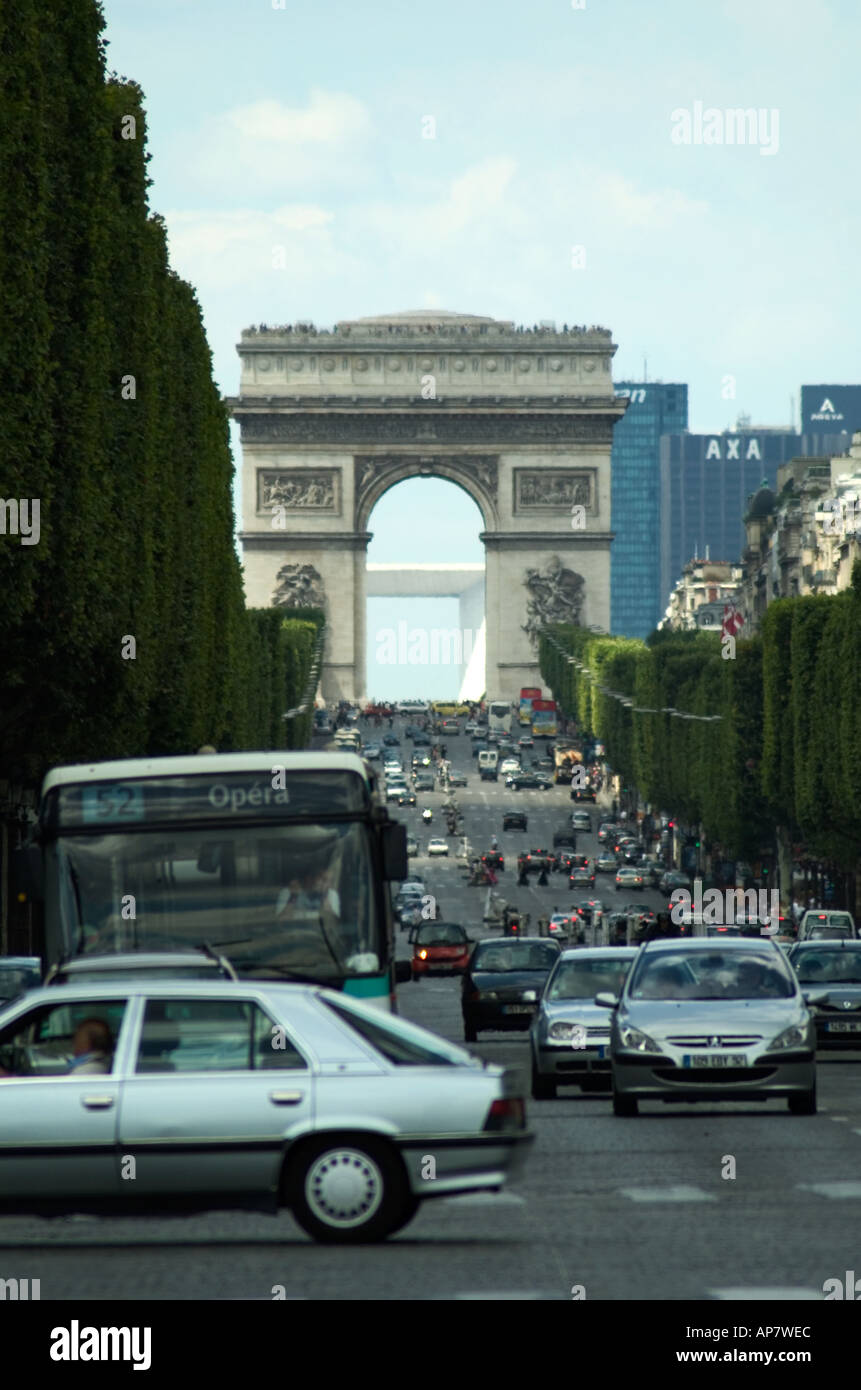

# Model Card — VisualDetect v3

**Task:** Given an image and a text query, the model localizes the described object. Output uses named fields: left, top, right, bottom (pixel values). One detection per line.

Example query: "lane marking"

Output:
left=797, top=1181, right=861, bottom=1198
left=442, top=1192, right=526, bottom=1207
left=708, top=1287, right=823, bottom=1301
left=620, top=1185, right=716, bottom=1203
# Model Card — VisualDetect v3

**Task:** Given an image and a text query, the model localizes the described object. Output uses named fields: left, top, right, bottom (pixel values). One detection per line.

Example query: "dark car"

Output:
left=571, top=788, right=596, bottom=803
left=398, top=790, right=417, bottom=807
left=503, top=811, right=528, bottom=832
left=481, top=851, right=505, bottom=872
left=412, top=922, right=471, bottom=979
left=568, top=863, right=596, bottom=889
left=382, top=734, right=401, bottom=747
left=788, top=941, right=861, bottom=1047
left=506, top=772, right=553, bottom=791
left=413, top=771, right=435, bottom=791
left=462, top=937, right=561, bottom=1041
left=518, top=848, right=553, bottom=875
left=448, top=771, right=468, bottom=787
left=412, top=733, right=431, bottom=746
left=553, top=827, right=577, bottom=849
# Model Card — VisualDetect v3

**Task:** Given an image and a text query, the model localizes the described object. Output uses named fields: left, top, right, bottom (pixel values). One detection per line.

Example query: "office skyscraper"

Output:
left=611, top=382, right=688, bottom=637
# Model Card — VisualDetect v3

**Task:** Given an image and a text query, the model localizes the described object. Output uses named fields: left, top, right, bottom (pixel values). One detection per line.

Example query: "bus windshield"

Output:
left=49, top=820, right=381, bottom=984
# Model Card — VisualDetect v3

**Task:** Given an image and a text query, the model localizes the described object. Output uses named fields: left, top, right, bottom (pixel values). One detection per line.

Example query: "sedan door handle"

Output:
left=268, top=1090, right=305, bottom=1105
left=81, top=1095, right=115, bottom=1110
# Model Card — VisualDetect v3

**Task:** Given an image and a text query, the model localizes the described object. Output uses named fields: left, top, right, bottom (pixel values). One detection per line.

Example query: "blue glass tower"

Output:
left=611, top=382, right=689, bottom=638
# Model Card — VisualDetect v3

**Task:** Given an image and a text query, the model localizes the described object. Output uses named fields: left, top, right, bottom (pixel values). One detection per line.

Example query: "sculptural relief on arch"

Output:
left=228, top=311, right=626, bottom=702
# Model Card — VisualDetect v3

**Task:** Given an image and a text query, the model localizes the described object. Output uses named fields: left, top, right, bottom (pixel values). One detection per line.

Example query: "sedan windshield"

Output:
left=415, top=924, right=466, bottom=946
left=632, top=951, right=794, bottom=1000
left=473, top=943, right=559, bottom=972
left=794, top=948, right=861, bottom=984
left=547, top=957, right=633, bottom=999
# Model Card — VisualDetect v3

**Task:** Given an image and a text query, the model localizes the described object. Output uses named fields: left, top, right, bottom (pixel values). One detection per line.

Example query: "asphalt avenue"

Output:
left=4, top=720, right=861, bottom=1300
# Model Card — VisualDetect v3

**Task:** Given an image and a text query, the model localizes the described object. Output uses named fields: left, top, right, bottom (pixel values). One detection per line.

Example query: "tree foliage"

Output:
left=0, top=1, right=321, bottom=790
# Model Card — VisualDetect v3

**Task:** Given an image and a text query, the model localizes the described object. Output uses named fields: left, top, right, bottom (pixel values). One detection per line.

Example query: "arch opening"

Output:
left=365, top=476, right=486, bottom=702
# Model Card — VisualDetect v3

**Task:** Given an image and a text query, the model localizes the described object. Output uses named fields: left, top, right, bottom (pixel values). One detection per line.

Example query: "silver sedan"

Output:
left=0, top=980, right=532, bottom=1242
left=530, top=948, right=638, bottom=1098
left=602, top=939, right=819, bottom=1116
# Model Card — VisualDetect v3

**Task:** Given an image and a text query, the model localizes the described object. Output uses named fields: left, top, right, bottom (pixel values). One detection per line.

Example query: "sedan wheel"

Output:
left=289, top=1139, right=412, bottom=1243
left=788, top=1085, right=817, bottom=1115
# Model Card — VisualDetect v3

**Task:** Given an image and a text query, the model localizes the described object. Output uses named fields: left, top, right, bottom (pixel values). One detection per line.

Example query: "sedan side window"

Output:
left=0, top=1000, right=126, bottom=1077
left=135, top=999, right=308, bottom=1073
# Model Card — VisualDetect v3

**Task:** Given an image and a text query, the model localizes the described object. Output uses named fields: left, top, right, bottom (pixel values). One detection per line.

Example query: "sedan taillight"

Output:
left=483, top=1097, right=527, bottom=1132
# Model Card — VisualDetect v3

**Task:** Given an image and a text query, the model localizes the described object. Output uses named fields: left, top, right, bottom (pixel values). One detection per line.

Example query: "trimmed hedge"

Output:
left=540, top=566, right=861, bottom=874
left=0, top=1, right=321, bottom=788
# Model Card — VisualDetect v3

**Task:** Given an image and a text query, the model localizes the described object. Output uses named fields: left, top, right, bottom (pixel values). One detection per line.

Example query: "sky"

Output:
left=100, top=0, right=861, bottom=696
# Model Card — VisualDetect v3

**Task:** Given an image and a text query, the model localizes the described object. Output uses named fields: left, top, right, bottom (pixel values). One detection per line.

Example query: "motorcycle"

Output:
left=421, top=807, right=433, bottom=823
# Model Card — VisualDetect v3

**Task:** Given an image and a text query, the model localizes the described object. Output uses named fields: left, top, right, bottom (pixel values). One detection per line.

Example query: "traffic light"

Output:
left=668, top=820, right=675, bottom=829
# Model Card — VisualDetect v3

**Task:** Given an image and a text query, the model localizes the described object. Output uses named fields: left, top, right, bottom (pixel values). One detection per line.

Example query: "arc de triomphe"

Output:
left=228, top=310, right=626, bottom=703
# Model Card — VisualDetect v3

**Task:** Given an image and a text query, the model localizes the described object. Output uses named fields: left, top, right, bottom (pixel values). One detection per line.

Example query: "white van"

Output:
left=799, top=909, right=857, bottom=940
left=478, top=749, right=499, bottom=780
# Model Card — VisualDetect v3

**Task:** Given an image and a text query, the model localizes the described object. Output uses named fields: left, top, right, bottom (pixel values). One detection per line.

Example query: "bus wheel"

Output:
left=287, top=1137, right=413, bottom=1243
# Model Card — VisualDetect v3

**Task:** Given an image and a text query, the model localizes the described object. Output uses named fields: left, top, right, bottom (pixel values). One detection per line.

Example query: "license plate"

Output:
left=503, top=1004, right=535, bottom=1015
left=826, top=1021, right=861, bottom=1033
left=683, top=1053, right=747, bottom=1068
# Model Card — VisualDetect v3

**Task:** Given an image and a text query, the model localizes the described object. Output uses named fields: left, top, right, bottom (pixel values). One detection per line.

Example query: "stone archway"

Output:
left=228, top=310, right=626, bottom=703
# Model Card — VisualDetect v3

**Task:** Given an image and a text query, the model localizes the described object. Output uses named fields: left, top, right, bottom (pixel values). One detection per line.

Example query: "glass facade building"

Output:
left=610, top=382, right=688, bottom=638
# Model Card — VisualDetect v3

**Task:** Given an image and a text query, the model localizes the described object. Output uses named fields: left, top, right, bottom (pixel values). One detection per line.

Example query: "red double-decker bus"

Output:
left=531, top=698, right=558, bottom=738
left=519, top=686, right=541, bottom=726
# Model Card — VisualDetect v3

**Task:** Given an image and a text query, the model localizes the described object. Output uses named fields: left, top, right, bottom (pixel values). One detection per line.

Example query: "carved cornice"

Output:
left=237, top=413, right=619, bottom=446
left=480, top=531, right=615, bottom=546
left=240, top=531, right=373, bottom=549
left=230, top=395, right=623, bottom=413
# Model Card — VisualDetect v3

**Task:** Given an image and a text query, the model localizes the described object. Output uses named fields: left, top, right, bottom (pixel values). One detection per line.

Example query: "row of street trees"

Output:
left=539, top=559, right=861, bottom=905
left=0, top=0, right=321, bottom=793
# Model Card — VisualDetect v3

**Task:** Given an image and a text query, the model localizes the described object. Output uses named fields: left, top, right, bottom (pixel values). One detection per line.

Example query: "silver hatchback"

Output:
left=0, top=980, right=532, bottom=1242
left=530, top=948, right=637, bottom=1098
left=602, top=939, right=818, bottom=1116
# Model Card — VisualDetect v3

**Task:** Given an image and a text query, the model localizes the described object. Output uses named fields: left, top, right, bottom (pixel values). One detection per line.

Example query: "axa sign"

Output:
left=705, top=436, right=762, bottom=460
left=810, top=396, right=844, bottom=422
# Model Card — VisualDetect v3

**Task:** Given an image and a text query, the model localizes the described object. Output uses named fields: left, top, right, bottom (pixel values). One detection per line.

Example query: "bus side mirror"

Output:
left=381, top=822, right=408, bottom=882
left=12, top=844, right=44, bottom=903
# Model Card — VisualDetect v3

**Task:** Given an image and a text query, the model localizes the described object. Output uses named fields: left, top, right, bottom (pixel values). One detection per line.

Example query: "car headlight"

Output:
left=548, top=1020, right=585, bottom=1041
left=521, top=989, right=537, bottom=1002
left=618, top=1024, right=662, bottom=1053
left=767, top=1022, right=812, bottom=1051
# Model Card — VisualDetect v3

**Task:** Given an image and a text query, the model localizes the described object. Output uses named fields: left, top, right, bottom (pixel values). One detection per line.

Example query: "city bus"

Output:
left=532, top=698, right=558, bottom=739
left=17, top=752, right=408, bottom=1010
left=488, top=701, right=512, bottom=735
left=519, top=687, right=542, bottom=726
